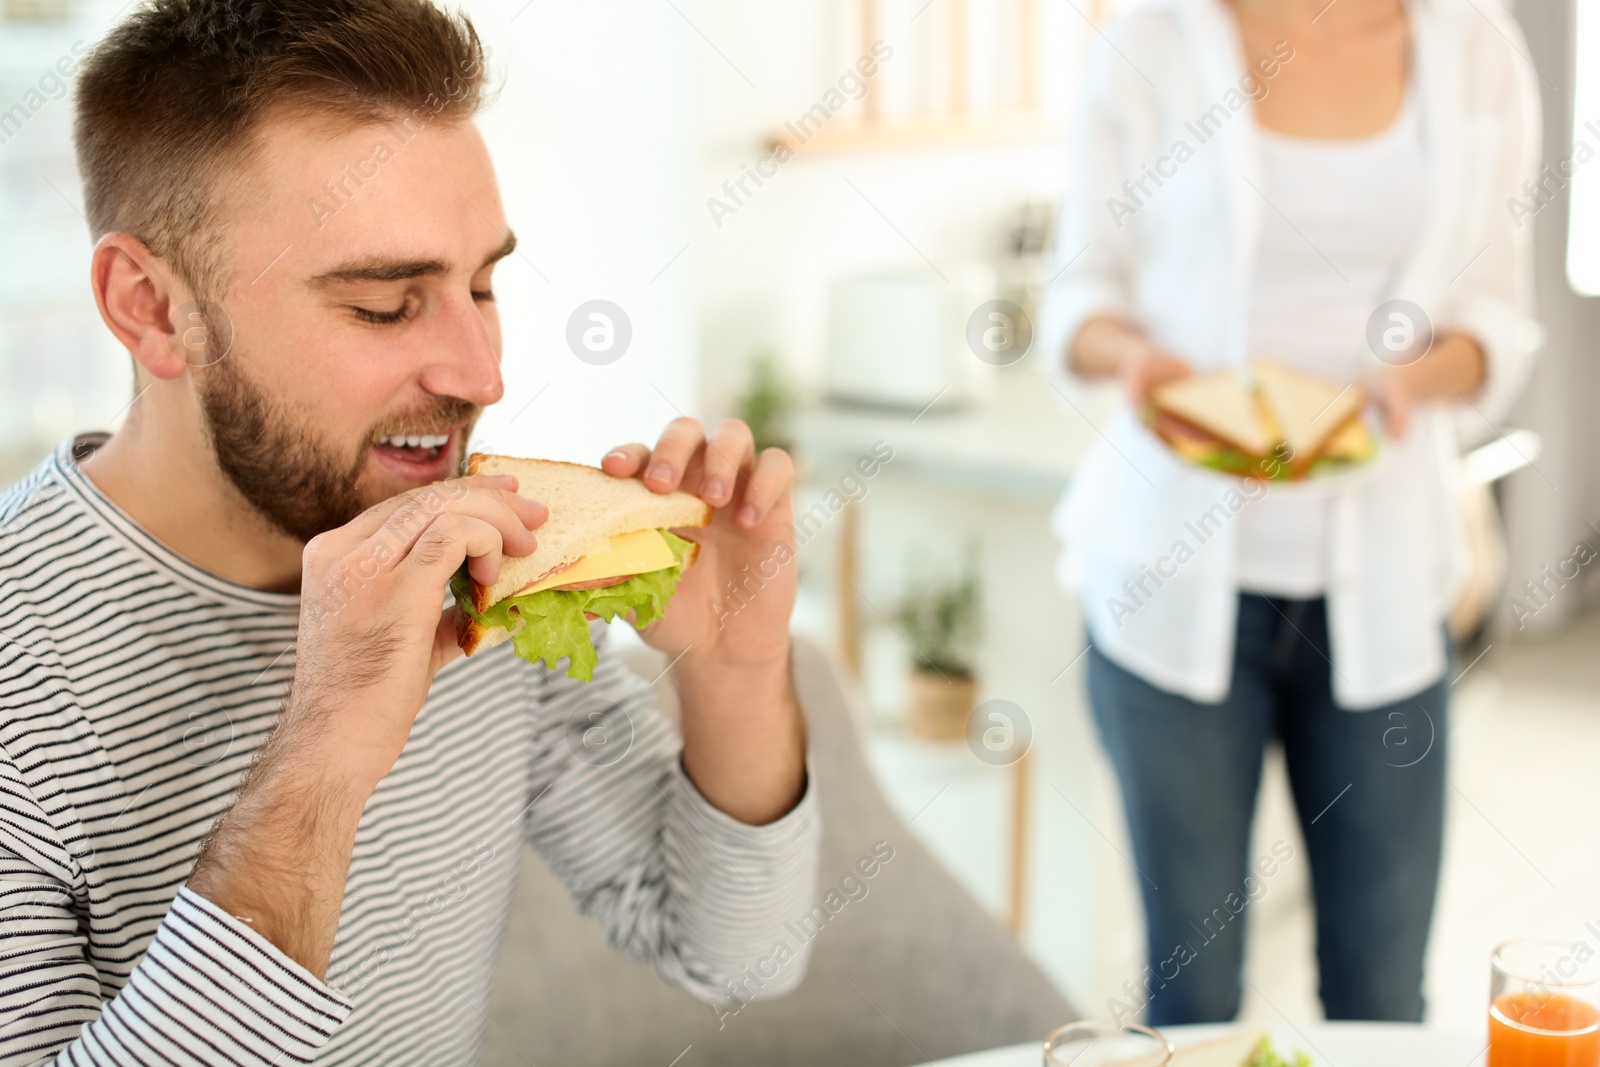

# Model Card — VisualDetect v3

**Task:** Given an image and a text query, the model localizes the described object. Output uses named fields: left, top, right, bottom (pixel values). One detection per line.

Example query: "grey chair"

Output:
left=484, top=635, right=1076, bottom=1066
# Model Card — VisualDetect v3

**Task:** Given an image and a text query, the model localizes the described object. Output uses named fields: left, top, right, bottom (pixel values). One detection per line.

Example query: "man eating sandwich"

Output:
left=0, top=3, right=818, bottom=1064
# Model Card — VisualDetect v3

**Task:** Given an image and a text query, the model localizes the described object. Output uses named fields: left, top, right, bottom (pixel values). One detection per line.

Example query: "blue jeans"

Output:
left=1086, top=594, right=1448, bottom=1024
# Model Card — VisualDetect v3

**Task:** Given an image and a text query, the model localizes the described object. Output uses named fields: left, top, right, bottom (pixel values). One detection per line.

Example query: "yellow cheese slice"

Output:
left=1321, top=416, right=1374, bottom=460
left=1169, top=435, right=1217, bottom=463
left=516, top=528, right=677, bottom=595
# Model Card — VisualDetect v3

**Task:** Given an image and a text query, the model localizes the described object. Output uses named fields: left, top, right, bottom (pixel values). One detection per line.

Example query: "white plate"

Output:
left=1165, top=1022, right=1483, bottom=1067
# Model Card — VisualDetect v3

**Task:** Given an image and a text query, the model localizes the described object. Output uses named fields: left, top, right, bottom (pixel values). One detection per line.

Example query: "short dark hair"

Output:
left=75, top=0, right=491, bottom=298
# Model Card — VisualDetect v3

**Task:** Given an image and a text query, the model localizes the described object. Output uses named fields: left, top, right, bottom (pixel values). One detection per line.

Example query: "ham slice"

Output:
left=547, top=573, right=633, bottom=592
left=1153, top=410, right=1221, bottom=446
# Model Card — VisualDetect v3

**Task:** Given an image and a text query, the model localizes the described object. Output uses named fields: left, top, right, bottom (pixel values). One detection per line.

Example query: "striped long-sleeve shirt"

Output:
left=0, top=437, right=821, bottom=1065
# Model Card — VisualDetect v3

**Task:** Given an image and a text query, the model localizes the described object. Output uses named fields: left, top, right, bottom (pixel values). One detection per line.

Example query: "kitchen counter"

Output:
left=791, top=368, right=1108, bottom=500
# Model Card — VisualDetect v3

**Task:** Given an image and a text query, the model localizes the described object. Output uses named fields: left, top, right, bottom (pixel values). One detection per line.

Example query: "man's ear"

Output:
left=89, top=232, right=194, bottom=382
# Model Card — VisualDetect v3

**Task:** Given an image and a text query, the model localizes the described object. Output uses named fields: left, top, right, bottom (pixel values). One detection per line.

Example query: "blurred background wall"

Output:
left=1499, top=0, right=1600, bottom=637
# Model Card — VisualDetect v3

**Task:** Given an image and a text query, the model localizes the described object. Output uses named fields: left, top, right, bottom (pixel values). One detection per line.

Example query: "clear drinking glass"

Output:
left=1043, top=1021, right=1173, bottom=1067
left=1488, top=939, right=1600, bottom=1067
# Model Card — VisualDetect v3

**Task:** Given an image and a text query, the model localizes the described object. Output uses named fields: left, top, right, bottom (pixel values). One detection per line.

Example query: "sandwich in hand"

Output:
left=450, top=454, right=710, bottom=681
left=1146, top=359, right=1375, bottom=480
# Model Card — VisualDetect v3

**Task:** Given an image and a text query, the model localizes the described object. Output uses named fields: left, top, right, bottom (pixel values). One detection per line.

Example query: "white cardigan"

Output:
left=1037, top=0, right=1542, bottom=709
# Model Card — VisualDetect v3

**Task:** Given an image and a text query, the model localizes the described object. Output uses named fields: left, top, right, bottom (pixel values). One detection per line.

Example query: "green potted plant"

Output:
left=734, top=351, right=798, bottom=454
left=896, top=542, right=982, bottom=740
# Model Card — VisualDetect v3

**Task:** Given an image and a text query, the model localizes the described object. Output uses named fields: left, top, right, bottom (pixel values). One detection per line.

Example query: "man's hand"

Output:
left=599, top=417, right=795, bottom=668
left=186, top=474, right=544, bottom=976
left=599, top=417, right=806, bottom=826
left=290, top=474, right=546, bottom=788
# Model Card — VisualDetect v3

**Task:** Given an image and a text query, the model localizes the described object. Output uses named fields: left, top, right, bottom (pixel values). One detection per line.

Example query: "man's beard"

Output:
left=196, top=356, right=479, bottom=543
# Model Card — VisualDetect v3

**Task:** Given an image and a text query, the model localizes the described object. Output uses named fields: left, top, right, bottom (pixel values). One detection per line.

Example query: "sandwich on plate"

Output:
left=450, top=453, right=710, bottom=682
left=1146, top=359, right=1375, bottom=480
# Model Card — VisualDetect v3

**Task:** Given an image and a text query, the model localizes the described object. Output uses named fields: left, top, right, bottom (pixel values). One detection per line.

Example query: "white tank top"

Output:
left=1234, top=87, right=1427, bottom=598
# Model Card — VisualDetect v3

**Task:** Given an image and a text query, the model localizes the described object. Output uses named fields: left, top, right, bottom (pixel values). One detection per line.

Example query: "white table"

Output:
left=925, top=1022, right=1485, bottom=1067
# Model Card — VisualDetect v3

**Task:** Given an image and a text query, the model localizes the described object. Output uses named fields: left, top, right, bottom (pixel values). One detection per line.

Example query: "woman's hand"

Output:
left=1122, top=347, right=1193, bottom=407
left=1364, top=332, right=1487, bottom=440
left=1069, top=315, right=1192, bottom=404
left=1365, top=366, right=1415, bottom=439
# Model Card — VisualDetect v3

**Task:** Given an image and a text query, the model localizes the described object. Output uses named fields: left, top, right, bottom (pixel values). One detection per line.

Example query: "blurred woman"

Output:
left=1039, top=0, right=1541, bottom=1023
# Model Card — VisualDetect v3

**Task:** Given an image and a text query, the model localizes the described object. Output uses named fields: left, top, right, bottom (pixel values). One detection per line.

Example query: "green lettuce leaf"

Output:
left=451, top=529, right=695, bottom=683
left=1193, top=447, right=1260, bottom=476
left=1312, top=431, right=1378, bottom=474
left=1193, top=447, right=1295, bottom=480
left=1246, top=1036, right=1313, bottom=1067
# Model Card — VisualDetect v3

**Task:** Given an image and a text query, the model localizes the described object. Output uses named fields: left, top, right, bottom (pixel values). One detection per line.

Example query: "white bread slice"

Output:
left=456, top=609, right=517, bottom=657
left=1321, top=413, right=1374, bottom=460
left=1153, top=370, right=1276, bottom=458
left=1253, top=359, right=1365, bottom=461
left=455, top=454, right=710, bottom=655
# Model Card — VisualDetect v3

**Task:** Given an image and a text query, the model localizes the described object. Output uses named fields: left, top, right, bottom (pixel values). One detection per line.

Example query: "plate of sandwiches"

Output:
left=1143, top=359, right=1380, bottom=488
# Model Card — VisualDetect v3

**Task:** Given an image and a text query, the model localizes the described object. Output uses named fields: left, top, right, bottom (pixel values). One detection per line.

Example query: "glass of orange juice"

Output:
left=1489, top=940, right=1600, bottom=1067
